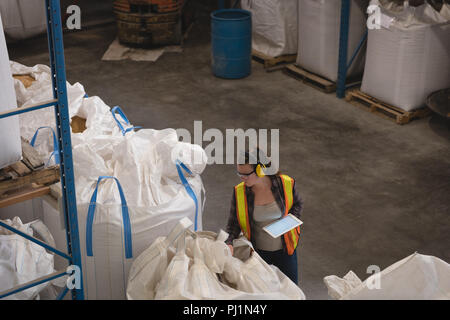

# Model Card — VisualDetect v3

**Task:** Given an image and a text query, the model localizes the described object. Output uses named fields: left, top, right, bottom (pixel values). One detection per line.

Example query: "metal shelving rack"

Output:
left=336, top=0, right=368, bottom=98
left=0, top=0, right=84, bottom=300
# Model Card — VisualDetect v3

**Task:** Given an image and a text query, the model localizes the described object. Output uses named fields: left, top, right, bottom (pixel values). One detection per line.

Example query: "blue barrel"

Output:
left=211, top=9, right=252, bottom=79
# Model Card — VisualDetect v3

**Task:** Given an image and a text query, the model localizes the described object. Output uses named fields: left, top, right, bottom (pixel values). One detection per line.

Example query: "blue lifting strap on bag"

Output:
left=175, top=160, right=199, bottom=231
left=86, top=176, right=133, bottom=259
left=30, top=126, right=60, bottom=165
left=111, top=106, right=142, bottom=136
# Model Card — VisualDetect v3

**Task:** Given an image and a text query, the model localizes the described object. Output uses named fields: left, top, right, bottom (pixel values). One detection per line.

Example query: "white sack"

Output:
left=11, top=61, right=87, bottom=160
left=0, top=217, right=55, bottom=300
left=157, top=138, right=208, bottom=178
left=324, top=253, right=450, bottom=300
left=126, top=217, right=193, bottom=300
left=77, top=174, right=204, bottom=300
left=297, top=0, right=369, bottom=82
left=323, top=270, right=362, bottom=300
left=361, top=1, right=450, bottom=111
left=129, top=224, right=305, bottom=300
left=240, top=0, right=298, bottom=57
left=0, top=15, right=21, bottom=169
left=0, top=1, right=46, bottom=40
left=441, top=4, right=450, bottom=20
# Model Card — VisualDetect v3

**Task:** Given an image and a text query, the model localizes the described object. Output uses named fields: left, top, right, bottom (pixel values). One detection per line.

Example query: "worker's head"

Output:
left=236, top=147, right=276, bottom=186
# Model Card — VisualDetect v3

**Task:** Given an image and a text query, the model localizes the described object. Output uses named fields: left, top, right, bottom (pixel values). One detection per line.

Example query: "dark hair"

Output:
left=240, top=147, right=280, bottom=176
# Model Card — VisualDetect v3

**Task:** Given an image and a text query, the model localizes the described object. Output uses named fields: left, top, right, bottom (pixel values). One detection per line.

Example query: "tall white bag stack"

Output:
left=7, top=60, right=208, bottom=300
left=0, top=0, right=47, bottom=40
left=297, top=0, right=369, bottom=82
left=240, top=0, right=298, bottom=57
left=361, top=0, right=450, bottom=111
left=0, top=14, right=22, bottom=169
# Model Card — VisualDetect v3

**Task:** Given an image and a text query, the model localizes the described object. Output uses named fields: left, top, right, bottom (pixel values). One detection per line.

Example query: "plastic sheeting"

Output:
left=240, top=0, right=298, bottom=57
left=0, top=15, right=21, bottom=169
left=0, top=0, right=47, bottom=40
left=0, top=217, right=55, bottom=300
left=324, top=253, right=450, bottom=300
left=127, top=219, right=306, bottom=300
left=297, top=0, right=369, bottom=82
left=361, top=0, right=450, bottom=111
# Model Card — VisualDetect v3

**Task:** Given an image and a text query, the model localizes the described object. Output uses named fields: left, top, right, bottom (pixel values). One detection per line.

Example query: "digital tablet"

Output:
left=263, top=214, right=303, bottom=238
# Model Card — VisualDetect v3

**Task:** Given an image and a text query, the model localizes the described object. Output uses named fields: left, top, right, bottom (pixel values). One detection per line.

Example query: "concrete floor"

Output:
left=8, top=5, right=450, bottom=300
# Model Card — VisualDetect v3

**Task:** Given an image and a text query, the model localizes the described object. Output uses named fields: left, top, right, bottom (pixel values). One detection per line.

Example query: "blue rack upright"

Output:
left=0, top=0, right=84, bottom=300
left=336, top=0, right=368, bottom=98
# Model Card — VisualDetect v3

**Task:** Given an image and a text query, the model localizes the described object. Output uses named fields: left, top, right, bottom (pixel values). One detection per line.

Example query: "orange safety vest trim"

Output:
left=235, top=174, right=300, bottom=255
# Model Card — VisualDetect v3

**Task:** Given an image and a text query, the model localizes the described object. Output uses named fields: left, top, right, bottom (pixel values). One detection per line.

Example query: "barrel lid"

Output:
left=211, top=9, right=251, bottom=21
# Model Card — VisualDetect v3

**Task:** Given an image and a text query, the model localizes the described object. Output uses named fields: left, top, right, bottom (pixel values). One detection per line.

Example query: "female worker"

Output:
left=225, top=148, right=303, bottom=284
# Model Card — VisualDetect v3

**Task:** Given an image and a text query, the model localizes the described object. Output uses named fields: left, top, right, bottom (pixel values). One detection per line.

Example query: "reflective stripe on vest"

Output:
left=235, top=182, right=250, bottom=239
left=234, top=175, right=300, bottom=255
left=280, top=174, right=299, bottom=255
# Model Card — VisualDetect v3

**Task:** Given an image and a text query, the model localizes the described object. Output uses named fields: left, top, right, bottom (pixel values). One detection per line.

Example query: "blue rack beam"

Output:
left=347, top=30, right=367, bottom=72
left=0, top=221, right=71, bottom=260
left=0, top=271, right=67, bottom=299
left=0, top=99, right=57, bottom=119
left=56, top=286, right=70, bottom=300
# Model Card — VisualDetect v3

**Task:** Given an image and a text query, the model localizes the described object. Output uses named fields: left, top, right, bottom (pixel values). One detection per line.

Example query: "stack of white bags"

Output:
left=361, top=0, right=450, bottom=111
left=6, top=61, right=208, bottom=299
left=127, top=218, right=306, bottom=300
left=0, top=0, right=47, bottom=41
left=240, top=0, right=298, bottom=57
left=297, top=0, right=369, bottom=82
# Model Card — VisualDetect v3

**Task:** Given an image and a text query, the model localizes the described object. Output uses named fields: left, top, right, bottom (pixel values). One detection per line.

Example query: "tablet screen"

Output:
left=263, top=214, right=303, bottom=238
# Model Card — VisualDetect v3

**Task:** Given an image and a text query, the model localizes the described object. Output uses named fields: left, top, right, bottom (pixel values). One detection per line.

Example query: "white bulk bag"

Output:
left=128, top=224, right=306, bottom=300
left=0, top=15, right=21, bottom=169
left=221, top=238, right=305, bottom=299
left=157, top=139, right=208, bottom=178
left=154, top=230, right=232, bottom=300
left=0, top=0, right=47, bottom=40
left=126, top=217, right=194, bottom=300
left=324, top=253, right=450, bottom=300
left=240, top=0, right=298, bottom=57
left=441, top=4, right=450, bottom=20
left=0, top=217, right=55, bottom=300
left=361, top=1, right=450, bottom=111
left=77, top=174, right=204, bottom=300
left=297, top=0, right=369, bottom=82
left=157, top=232, right=305, bottom=300
left=10, top=61, right=87, bottom=160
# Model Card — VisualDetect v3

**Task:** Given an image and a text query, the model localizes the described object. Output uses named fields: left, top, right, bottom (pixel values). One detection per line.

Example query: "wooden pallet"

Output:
left=345, top=89, right=432, bottom=125
left=0, top=139, right=60, bottom=207
left=283, top=64, right=336, bottom=93
left=252, top=49, right=297, bottom=69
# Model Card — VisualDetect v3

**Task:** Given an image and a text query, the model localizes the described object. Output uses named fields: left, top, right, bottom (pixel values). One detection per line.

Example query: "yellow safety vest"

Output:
left=235, top=174, right=300, bottom=255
